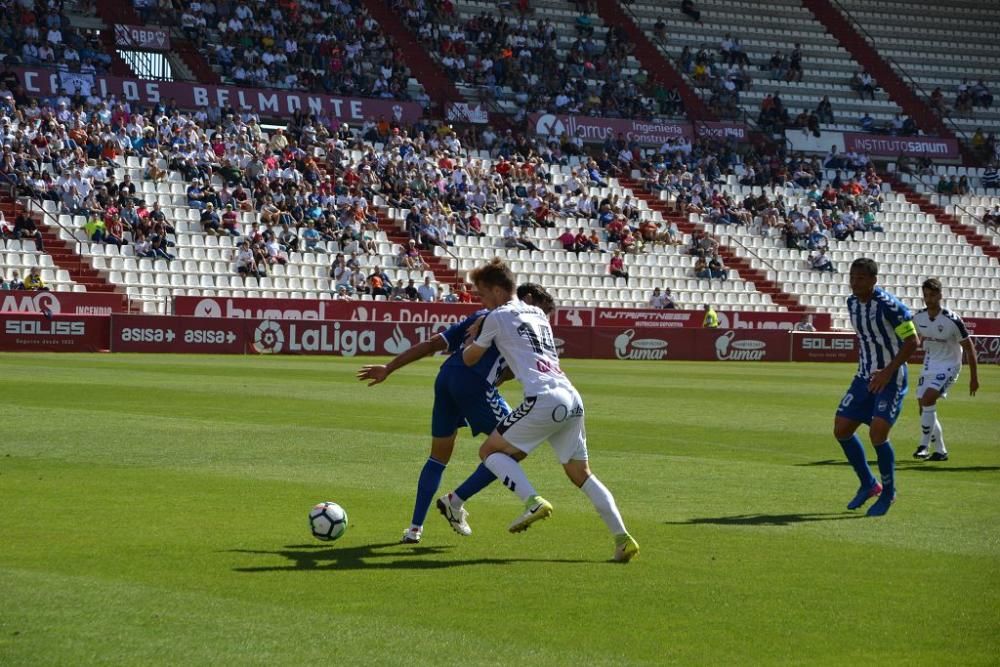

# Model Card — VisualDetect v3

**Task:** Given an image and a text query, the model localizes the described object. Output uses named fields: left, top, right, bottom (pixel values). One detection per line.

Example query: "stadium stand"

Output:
left=833, top=0, right=1000, bottom=140
left=625, top=0, right=906, bottom=131
left=2, top=1, right=999, bottom=327
left=403, top=0, right=683, bottom=120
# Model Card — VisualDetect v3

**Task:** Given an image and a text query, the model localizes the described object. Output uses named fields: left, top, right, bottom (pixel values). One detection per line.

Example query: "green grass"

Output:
left=0, top=354, right=997, bottom=665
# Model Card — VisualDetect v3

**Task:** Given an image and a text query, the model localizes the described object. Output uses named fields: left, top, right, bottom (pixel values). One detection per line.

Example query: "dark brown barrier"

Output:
left=111, top=314, right=246, bottom=354
left=173, top=295, right=478, bottom=325
left=553, top=327, right=793, bottom=361
left=0, top=290, right=127, bottom=316
left=553, top=307, right=832, bottom=331
left=0, top=313, right=110, bottom=351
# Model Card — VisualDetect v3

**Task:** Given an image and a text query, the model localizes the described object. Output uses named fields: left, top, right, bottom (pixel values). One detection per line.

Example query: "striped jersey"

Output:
left=913, top=308, right=969, bottom=369
left=846, top=286, right=914, bottom=380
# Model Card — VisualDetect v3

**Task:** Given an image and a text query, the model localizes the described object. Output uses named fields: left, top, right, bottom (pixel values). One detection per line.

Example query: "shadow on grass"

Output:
left=665, top=513, right=866, bottom=527
left=229, top=541, right=592, bottom=572
left=797, top=459, right=1000, bottom=473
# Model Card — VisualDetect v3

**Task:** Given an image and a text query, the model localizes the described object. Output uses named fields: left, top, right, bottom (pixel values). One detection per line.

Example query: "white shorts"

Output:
left=916, top=365, right=959, bottom=399
left=496, top=386, right=588, bottom=464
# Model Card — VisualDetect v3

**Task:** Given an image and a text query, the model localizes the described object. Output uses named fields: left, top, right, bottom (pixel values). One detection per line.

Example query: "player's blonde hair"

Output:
left=469, top=257, right=515, bottom=292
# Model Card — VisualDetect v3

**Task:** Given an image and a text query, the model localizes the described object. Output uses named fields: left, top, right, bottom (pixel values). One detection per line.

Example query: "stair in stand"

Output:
left=618, top=177, right=812, bottom=313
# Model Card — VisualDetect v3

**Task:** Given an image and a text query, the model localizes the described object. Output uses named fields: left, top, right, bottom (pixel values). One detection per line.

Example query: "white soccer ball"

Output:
left=309, top=502, right=348, bottom=542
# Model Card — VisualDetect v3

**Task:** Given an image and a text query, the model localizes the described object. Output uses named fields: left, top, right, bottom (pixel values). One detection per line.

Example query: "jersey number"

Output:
left=517, top=322, right=556, bottom=355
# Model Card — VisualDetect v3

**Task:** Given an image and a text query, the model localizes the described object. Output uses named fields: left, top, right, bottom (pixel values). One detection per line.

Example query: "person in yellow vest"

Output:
left=703, top=303, right=719, bottom=328
left=23, top=267, right=46, bottom=291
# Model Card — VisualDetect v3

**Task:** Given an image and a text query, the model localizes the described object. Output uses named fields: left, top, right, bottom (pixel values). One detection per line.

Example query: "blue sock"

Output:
left=453, top=463, right=497, bottom=503
left=838, top=435, right=876, bottom=487
left=411, top=457, right=446, bottom=527
left=874, top=441, right=895, bottom=495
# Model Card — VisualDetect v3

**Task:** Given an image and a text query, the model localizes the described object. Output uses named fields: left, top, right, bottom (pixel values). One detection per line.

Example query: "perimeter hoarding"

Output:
left=0, top=313, right=110, bottom=351
left=0, top=291, right=127, bottom=316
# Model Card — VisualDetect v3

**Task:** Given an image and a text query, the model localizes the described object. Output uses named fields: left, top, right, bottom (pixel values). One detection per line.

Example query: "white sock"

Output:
left=581, top=475, right=627, bottom=536
left=919, top=405, right=937, bottom=448
left=483, top=453, right=535, bottom=502
left=448, top=492, right=464, bottom=509
left=933, top=418, right=947, bottom=454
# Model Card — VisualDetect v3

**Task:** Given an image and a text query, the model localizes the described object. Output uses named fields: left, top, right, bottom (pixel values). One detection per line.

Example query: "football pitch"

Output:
left=0, top=353, right=997, bottom=665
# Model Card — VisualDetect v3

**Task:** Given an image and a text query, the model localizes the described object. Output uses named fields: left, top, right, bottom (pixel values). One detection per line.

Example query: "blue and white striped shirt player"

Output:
left=847, top=285, right=914, bottom=383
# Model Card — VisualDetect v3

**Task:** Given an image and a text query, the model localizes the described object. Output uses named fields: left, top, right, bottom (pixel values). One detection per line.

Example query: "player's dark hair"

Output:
left=469, top=257, right=515, bottom=292
left=921, top=278, right=942, bottom=293
left=517, top=283, right=555, bottom=314
left=849, top=257, right=878, bottom=277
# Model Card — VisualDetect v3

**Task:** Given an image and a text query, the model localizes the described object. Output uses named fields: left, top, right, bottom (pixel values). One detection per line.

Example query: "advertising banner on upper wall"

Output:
left=13, top=67, right=423, bottom=123
left=114, top=24, right=170, bottom=51
left=553, top=307, right=830, bottom=331
left=529, top=113, right=748, bottom=146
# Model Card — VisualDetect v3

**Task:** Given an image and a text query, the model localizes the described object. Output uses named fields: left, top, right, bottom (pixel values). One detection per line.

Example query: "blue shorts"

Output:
left=431, top=368, right=510, bottom=438
left=836, top=373, right=908, bottom=426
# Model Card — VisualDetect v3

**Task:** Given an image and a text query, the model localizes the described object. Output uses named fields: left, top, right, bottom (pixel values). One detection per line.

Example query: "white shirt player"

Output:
left=913, top=308, right=969, bottom=370
left=473, top=299, right=572, bottom=396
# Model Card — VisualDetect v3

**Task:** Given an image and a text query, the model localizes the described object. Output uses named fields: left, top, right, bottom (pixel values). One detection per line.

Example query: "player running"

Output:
left=911, top=278, right=979, bottom=462
left=834, top=258, right=919, bottom=517
left=463, top=258, right=639, bottom=562
left=356, top=283, right=553, bottom=544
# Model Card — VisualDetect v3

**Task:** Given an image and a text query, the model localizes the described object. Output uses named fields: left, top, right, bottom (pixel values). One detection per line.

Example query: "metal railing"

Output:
left=895, top=168, right=994, bottom=235
left=827, top=0, right=971, bottom=146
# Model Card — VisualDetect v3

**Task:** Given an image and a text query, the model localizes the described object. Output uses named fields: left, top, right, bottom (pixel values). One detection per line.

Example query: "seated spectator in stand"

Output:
left=852, top=71, right=876, bottom=101
left=201, top=203, right=222, bottom=235
left=3, top=271, right=24, bottom=290
left=708, top=253, right=728, bottom=280
left=417, top=276, right=438, bottom=302
left=455, top=283, right=473, bottom=303
left=517, top=228, right=542, bottom=253
left=264, top=237, right=288, bottom=266
left=133, top=230, right=155, bottom=258
left=609, top=249, right=629, bottom=284
left=648, top=287, right=670, bottom=308
left=971, top=80, right=993, bottom=109
left=979, top=164, right=1000, bottom=190
left=694, top=255, right=710, bottom=278
left=84, top=215, right=106, bottom=243
left=13, top=213, right=44, bottom=251
left=367, top=271, right=389, bottom=298
left=220, top=204, right=241, bottom=237
left=793, top=314, right=817, bottom=332
left=279, top=224, right=300, bottom=254
left=576, top=227, right=602, bottom=253
left=104, top=214, right=126, bottom=247
left=680, top=0, right=701, bottom=22
left=235, top=240, right=261, bottom=278
left=859, top=113, right=875, bottom=133
left=404, top=278, right=420, bottom=301
left=22, top=266, right=47, bottom=291
left=399, top=240, right=426, bottom=269
left=559, top=227, right=579, bottom=254
left=390, top=279, right=407, bottom=301
left=150, top=236, right=175, bottom=261
left=981, top=206, right=999, bottom=229
left=187, top=178, right=209, bottom=209
left=808, top=249, right=836, bottom=272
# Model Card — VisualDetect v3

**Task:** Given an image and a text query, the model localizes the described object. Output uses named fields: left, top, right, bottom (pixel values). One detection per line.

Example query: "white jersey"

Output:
left=914, top=308, right=969, bottom=369
left=474, top=299, right=572, bottom=396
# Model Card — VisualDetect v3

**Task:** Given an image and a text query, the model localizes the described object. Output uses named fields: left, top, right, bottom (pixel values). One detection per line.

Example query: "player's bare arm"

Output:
left=463, top=342, right=488, bottom=367
left=960, top=338, right=980, bottom=396
left=357, top=335, right=447, bottom=386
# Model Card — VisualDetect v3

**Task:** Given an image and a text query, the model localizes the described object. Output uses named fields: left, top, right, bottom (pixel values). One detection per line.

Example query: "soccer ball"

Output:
left=309, top=502, right=348, bottom=542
